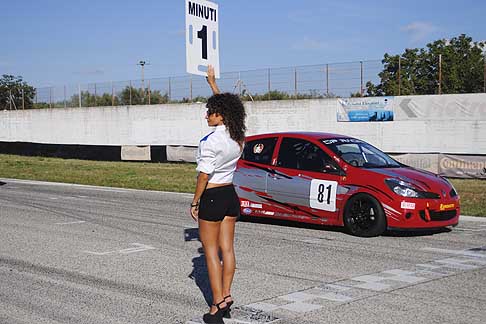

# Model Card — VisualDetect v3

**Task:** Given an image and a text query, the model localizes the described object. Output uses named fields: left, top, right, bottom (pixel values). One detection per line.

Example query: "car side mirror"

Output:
left=323, top=163, right=343, bottom=174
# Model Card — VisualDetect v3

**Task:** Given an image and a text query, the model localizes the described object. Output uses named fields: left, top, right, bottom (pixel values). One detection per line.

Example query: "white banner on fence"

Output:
left=185, top=0, right=220, bottom=78
left=337, top=97, right=394, bottom=122
left=166, top=145, right=197, bottom=162
left=121, top=146, right=151, bottom=161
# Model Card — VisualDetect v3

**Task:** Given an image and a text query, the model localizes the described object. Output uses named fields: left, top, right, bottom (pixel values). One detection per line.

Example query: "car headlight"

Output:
left=385, top=179, right=419, bottom=198
left=440, top=176, right=458, bottom=198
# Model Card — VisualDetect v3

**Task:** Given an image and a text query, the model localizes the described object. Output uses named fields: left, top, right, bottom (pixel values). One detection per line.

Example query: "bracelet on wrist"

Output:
left=191, top=203, right=199, bottom=207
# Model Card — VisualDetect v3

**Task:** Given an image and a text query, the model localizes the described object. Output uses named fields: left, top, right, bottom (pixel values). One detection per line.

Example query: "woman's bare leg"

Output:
left=199, top=219, right=226, bottom=313
left=219, top=216, right=236, bottom=301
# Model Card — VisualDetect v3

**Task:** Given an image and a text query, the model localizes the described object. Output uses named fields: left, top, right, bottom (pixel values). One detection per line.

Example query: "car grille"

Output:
left=419, top=210, right=457, bottom=222
left=418, top=191, right=441, bottom=199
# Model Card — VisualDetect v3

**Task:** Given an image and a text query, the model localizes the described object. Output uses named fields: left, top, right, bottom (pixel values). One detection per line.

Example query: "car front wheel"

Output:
left=343, top=193, right=386, bottom=237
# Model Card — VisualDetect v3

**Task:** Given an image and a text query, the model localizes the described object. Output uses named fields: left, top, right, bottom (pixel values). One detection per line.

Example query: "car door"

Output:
left=233, top=136, right=279, bottom=210
left=266, top=137, right=344, bottom=222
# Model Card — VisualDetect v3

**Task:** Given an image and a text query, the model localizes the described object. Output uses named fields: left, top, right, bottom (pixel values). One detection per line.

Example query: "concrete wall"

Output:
left=1, top=94, right=485, bottom=155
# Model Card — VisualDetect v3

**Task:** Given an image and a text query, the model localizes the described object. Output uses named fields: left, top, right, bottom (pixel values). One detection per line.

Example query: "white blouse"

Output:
left=196, top=125, right=242, bottom=184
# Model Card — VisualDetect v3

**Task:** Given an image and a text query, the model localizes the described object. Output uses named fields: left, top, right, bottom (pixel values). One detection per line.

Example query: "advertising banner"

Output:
left=439, top=154, right=486, bottom=179
left=390, top=154, right=439, bottom=174
left=337, top=97, right=394, bottom=122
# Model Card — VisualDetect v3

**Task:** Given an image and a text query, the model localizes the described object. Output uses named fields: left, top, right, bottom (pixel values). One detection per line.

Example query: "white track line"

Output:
left=0, top=178, right=192, bottom=197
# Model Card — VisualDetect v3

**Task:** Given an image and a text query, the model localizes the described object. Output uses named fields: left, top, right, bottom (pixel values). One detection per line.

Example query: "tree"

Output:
left=119, top=86, right=169, bottom=105
left=366, top=34, right=486, bottom=96
left=0, top=75, right=36, bottom=110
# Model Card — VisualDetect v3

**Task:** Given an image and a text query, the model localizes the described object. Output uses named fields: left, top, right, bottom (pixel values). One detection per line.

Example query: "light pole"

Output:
left=483, top=49, right=486, bottom=93
left=138, top=60, right=147, bottom=90
left=137, top=60, right=151, bottom=104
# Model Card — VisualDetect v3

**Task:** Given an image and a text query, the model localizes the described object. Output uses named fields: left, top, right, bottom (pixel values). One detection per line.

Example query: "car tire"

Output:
left=343, top=193, right=386, bottom=237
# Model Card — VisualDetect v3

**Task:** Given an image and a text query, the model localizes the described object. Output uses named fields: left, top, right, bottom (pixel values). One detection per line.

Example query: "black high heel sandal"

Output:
left=202, top=300, right=228, bottom=324
left=223, top=295, right=234, bottom=319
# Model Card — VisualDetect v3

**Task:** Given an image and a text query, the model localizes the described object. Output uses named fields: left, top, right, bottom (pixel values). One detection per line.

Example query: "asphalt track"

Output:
left=0, top=178, right=485, bottom=324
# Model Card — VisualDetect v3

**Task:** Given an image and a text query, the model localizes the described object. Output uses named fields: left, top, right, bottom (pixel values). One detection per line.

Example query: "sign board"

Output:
left=337, top=97, right=394, bottom=122
left=185, top=0, right=220, bottom=78
left=121, top=146, right=151, bottom=161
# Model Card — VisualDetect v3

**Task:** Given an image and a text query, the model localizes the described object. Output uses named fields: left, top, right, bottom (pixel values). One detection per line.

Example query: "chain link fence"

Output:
left=18, top=60, right=384, bottom=110
left=2, top=58, right=485, bottom=110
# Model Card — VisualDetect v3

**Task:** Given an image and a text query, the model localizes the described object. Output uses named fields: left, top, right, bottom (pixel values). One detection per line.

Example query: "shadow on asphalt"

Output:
left=0, top=181, right=6, bottom=186
left=238, top=215, right=346, bottom=234
left=184, top=228, right=213, bottom=306
left=384, top=227, right=452, bottom=237
left=239, top=216, right=453, bottom=238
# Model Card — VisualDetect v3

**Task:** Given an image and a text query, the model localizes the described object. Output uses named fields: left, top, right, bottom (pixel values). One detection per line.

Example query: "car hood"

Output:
left=365, top=167, right=451, bottom=193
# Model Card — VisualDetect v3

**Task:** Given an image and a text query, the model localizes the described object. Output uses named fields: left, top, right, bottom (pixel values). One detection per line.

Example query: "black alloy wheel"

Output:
left=343, top=193, right=386, bottom=237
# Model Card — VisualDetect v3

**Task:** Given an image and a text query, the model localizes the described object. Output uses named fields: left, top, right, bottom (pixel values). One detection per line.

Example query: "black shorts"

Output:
left=198, top=184, right=240, bottom=222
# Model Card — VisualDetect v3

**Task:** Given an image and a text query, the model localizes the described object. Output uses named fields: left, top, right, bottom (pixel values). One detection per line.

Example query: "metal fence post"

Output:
left=168, top=77, right=172, bottom=102
left=148, top=79, right=151, bottom=105
left=294, top=67, right=297, bottom=97
left=22, top=88, right=25, bottom=109
left=190, top=76, right=193, bottom=101
left=78, top=84, right=82, bottom=108
left=483, top=50, right=486, bottom=93
left=94, top=83, right=97, bottom=107
left=326, top=64, right=329, bottom=97
left=49, top=87, right=52, bottom=108
left=238, top=72, right=242, bottom=96
left=111, top=81, right=115, bottom=106
left=267, top=68, right=271, bottom=94
left=9, top=89, right=12, bottom=110
left=129, top=80, right=132, bottom=105
left=438, top=54, right=442, bottom=95
left=63, top=85, right=66, bottom=108
left=398, top=57, right=401, bottom=96
left=360, top=61, right=363, bottom=97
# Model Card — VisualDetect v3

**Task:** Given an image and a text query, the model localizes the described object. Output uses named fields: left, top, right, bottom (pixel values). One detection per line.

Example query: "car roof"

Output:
left=245, top=131, right=355, bottom=141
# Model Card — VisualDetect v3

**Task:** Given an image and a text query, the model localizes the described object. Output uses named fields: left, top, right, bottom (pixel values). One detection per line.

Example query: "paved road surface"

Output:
left=1, top=179, right=485, bottom=324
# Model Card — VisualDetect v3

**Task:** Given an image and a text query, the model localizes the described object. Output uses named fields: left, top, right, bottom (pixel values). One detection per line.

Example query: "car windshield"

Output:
left=321, top=138, right=401, bottom=168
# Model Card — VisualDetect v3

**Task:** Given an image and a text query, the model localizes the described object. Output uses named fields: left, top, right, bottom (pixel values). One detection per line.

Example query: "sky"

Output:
left=1, top=0, right=485, bottom=88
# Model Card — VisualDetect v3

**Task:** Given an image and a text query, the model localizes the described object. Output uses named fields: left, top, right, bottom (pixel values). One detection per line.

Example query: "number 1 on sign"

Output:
left=197, top=25, right=208, bottom=59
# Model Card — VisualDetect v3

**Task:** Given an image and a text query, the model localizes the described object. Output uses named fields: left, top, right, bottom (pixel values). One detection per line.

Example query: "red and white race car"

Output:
left=234, top=132, right=460, bottom=237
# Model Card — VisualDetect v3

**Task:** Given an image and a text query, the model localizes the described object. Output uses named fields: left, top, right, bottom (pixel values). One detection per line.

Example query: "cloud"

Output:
left=292, top=36, right=328, bottom=50
left=401, top=21, right=439, bottom=43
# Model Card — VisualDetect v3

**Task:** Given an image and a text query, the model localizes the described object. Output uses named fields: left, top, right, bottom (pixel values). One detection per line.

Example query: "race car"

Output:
left=233, top=132, right=460, bottom=237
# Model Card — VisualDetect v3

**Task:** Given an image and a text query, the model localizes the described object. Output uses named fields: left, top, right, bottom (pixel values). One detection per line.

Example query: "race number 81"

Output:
left=310, top=179, right=337, bottom=212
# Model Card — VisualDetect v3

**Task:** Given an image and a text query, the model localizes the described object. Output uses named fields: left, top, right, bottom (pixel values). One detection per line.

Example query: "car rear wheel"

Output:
left=343, top=193, right=386, bottom=237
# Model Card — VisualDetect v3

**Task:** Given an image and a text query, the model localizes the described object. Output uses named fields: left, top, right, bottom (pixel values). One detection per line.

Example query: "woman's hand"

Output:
left=190, top=205, right=199, bottom=222
left=206, top=65, right=220, bottom=94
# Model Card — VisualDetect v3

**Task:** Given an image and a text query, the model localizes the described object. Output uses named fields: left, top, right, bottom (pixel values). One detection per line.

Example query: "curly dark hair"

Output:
left=207, top=93, right=246, bottom=146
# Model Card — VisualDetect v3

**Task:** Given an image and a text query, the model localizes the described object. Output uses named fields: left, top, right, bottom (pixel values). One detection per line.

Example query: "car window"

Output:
left=241, top=137, right=278, bottom=165
left=277, top=137, right=339, bottom=173
left=322, top=138, right=400, bottom=168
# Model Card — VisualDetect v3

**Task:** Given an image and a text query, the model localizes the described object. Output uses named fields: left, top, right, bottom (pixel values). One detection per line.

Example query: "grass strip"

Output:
left=0, top=154, right=197, bottom=193
left=0, top=154, right=484, bottom=216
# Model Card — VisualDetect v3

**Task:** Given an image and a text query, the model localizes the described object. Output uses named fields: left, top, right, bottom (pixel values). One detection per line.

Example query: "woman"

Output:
left=190, top=65, right=246, bottom=323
